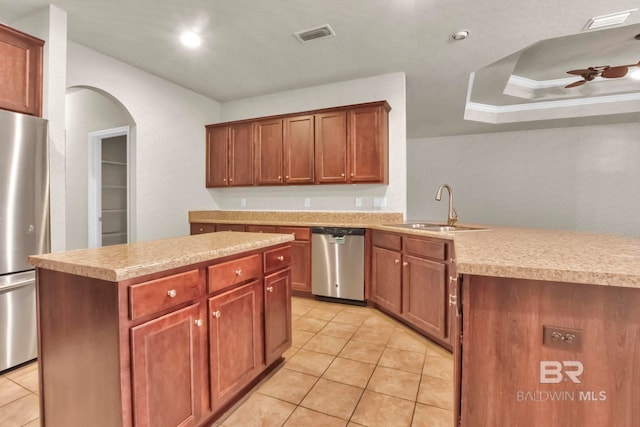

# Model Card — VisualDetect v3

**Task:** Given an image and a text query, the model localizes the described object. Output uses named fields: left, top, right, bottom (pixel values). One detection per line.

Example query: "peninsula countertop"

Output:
left=372, top=224, right=640, bottom=289
left=28, top=231, right=294, bottom=282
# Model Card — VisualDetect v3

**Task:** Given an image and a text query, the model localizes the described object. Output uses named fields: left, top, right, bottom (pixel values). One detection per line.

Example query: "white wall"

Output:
left=214, top=72, right=407, bottom=215
left=408, top=123, right=640, bottom=237
left=65, top=88, right=134, bottom=249
left=9, top=5, right=68, bottom=251
left=67, top=42, right=222, bottom=242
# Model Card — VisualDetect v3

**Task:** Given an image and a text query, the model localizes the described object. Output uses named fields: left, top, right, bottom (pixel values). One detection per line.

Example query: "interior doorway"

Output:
left=88, top=126, right=130, bottom=247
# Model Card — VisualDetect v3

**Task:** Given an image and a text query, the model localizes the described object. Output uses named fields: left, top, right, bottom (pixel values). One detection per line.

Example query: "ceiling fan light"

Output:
left=630, top=70, right=640, bottom=80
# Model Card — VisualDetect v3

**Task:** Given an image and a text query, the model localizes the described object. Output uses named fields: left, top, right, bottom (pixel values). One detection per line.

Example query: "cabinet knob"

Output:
left=223, top=178, right=227, bottom=182
left=285, top=175, right=289, bottom=179
left=212, top=310, right=221, bottom=318
left=194, top=319, right=203, bottom=327
left=350, top=173, right=354, bottom=177
left=341, top=173, right=345, bottom=177
left=266, top=286, right=274, bottom=292
left=277, top=255, right=285, bottom=261
left=167, top=289, right=177, bottom=298
left=394, top=259, right=400, bottom=264
left=199, top=227, right=204, bottom=232
left=403, top=262, right=408, bottom=267
left=229, top=178, right=233, bottom=182
left=278, top=175, right=282, bottom=180
left=235, top=269, right=242, bottom=276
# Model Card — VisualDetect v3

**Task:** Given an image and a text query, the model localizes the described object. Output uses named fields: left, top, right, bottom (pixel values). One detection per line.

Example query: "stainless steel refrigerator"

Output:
left=0, top=109, right=49, bottom=372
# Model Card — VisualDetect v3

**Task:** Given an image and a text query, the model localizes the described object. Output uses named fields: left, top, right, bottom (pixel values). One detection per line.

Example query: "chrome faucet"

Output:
left=435, top=184, right=458, bottom=226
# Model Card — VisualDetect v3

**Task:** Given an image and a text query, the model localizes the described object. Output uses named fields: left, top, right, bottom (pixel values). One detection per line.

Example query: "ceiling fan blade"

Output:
left=567, top=69, right=591, bottom=76
left=601, top=66, right=628, bottom=78
left=565, top=79, right=587, bottom=88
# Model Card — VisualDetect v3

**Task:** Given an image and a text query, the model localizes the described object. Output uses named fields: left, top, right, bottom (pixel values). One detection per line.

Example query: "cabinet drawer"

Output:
left=372, top=231, right=401, bottom=251
left=207, top=254, right=262, bottom=294
left=246, top=225, right=277, bottom=233
left=129, top=270, right=202, bottom=320
left=404, top=237, right=447, bottom=260
left=264, top=246, right=291, bottom=273
left=216, top=224, right=246, bottom=232
left=278, top=226, right=310, bottom=241
left=191, top=223, right=217, bottom=234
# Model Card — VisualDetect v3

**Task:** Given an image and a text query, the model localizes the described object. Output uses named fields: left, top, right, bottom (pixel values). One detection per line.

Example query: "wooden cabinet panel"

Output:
left=216, top=224, right=246, bottom=232
left=372, top=231, right=401, bottom=251
left=315, top=111, right=348, bottom=183
left=289, top=240, right=311, bottom=292
left=206, top=127, right=228, bottom=187
left=264, top=246, right=292, bottom=274
left=228, top=123, right=254, bottom=186
left=246, top=225, right=278, bottom=233
left=348, top=105, right=388, bottom=183
left=254, top=119, right=284, bottom=185
left=131, top=303, right=203, bottom=427
left=129, top=270, right=202, bottom=320
left=283, top=115, right=315, bottom=184
left=277, top=226, right=311, bottom=241
left=207, top=254, right=261, bottom=294
left=264, top=268, right=292, bottom=365
left=371, top=246, right=402, bottom=314
left=404, top=237, right=447, bottom=260
left=0, top=23, right=44, bottom=116
left=401, top=255, right=448, bottom=340
left=191, top=223, right=217, bottom=235
left=208, top=281, right=264, bottom=411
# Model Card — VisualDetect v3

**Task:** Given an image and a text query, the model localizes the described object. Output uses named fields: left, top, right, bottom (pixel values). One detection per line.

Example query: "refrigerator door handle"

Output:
left=0, top=274, right=36, bottom=292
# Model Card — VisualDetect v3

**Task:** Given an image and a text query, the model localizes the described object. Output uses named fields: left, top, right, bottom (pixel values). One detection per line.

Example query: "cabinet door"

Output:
left=190, top=223, right=217, bottom=234
left=131, top=303, right=204, bottom=427
left=206, top=126, right=229, bottom=187
left=264, top=268, right=292, bottom=365
left=402, top=255, right=448, bottom=342
left=229, top=122, right=254, bottom=186
left=216, top=224, right=246, bottom=232
left=371, top=246, right=402, bottom=314
left=289, top=240, right=311, bottom=292
left=283, top=115, right=314, bottom=184
left=209, top=281, right=264, bottom=411
left=246, top=225, right=278, bottom=233
left=315, top=111, right=347, bottom=183
left=254, top=119, right=284, bottom=185
left=348, top=105, right=387, bottom=183
left=0, top=24, right=43, bottom=116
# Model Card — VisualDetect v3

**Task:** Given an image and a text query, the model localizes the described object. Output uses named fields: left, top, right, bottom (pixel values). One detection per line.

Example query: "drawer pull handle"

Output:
left=167, top=289, right=177, bottom=298
left=199, top=227, right=204, bottom=232
left=194, top=319, right=203, bottom=327
left=403, top=262, right=408, bottom=267
left=212, top=310, right=221, bottom=318
left=394, top=259, right=400, bottom=264
left=235, top=269, right=242, bottom=276
left=277, top=256, right=284, bottom=261
left=266, top=286, right=274, bottom=292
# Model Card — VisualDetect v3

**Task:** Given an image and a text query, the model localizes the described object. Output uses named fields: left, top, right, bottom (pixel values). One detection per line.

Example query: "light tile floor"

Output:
left=216, top=297, right=454, bottom=427
left=0, top=297, right=454, bottom=427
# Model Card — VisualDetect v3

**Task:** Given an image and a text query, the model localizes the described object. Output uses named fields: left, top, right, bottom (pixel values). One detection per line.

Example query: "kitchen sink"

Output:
left=384, top=222, right=487, bottom=232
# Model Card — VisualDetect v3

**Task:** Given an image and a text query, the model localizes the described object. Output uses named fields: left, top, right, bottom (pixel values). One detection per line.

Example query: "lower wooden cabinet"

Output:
left=264, top=268, right=292, bottom=365
left=371, top=230, right=453, bottom=349
left=131, top=303, right=204, bottom=427
left=208, top=280, right=265, bottom=411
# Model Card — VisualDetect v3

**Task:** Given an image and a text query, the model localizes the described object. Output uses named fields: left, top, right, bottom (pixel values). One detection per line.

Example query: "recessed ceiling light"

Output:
left=180, top=31, right=202, bottom=48
left=630, top=70, right=640, bottom=80
left=584, top=9, right=637, bottom=30
left=451, top=31, right=469, bottom=41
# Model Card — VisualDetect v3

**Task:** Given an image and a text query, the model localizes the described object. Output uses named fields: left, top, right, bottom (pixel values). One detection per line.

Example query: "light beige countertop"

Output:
left=189, top=210, right=403, bottom=227
left=372, top=224, right=640, bottom=289
left=28, top=232, right=294, bottom=282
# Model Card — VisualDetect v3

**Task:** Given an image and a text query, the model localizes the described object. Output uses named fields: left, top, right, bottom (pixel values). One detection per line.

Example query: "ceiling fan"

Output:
left=564, top=60, right=640, bottom=88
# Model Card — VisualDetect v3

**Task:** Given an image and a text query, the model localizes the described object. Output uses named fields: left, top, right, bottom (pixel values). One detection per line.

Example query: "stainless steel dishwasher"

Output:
left=311, top=227, right=365, bottom=303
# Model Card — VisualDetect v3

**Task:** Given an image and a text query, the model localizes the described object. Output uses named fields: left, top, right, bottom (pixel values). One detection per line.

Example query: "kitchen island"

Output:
left=28, top=231, right=294, bottom=427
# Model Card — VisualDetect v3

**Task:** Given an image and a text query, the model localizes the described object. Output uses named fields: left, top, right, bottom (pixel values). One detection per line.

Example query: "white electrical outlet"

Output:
left=240, top=198, right=246, bottom=207
left=355, top=197, right=362, bottom=207
left=304, top=198, right=311, bottom=208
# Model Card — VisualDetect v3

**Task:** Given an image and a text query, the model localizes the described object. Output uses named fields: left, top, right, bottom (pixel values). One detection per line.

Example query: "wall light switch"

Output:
left=304, top=198, right=311, bottom=208
left=240, top=198, right=247, bottom=207
left=355, top=197, right=362, bottom=207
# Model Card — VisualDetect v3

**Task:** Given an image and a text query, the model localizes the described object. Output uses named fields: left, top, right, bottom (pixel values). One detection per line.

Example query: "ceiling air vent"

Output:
left=294, top=25, right=335, bottom=43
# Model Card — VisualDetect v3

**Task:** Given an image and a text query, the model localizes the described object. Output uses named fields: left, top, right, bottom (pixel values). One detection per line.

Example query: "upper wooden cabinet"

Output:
left=0, top=23, right=44, bottom=117
left=206, top=122, right=253, bottom=187
left=205, top=101, right=390, bottom=188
